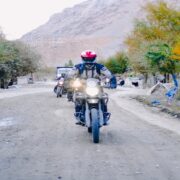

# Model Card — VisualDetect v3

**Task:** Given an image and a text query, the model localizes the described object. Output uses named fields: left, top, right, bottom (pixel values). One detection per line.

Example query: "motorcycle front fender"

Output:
left=85, top=102, right=104, bottom=128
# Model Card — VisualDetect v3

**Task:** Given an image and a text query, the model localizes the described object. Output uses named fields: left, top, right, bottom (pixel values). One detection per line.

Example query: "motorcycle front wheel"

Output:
left=57, top=87, right=62, bottom=98
left=91, top=108, right=99, bottom=143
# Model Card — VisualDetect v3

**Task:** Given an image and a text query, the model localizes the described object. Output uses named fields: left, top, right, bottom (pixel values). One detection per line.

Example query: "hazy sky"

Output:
left=0, top=0, right=86, bottom=40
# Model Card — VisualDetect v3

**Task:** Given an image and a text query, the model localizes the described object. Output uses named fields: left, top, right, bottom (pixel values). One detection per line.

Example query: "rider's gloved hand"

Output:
left=110, top=83, right=117, bottom=89
left=110, top=76, right=117, bottom=89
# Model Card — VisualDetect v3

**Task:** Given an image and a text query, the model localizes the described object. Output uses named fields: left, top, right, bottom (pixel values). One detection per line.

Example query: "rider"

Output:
left=69, top=50, right=117, bottom=125
left=54, top=73, right=65, bottom=93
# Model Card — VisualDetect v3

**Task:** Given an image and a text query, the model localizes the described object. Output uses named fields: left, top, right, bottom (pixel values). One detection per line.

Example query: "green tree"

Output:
left=146, top=42, right=179, bottom=86
left=146, top=43, right=176, bottom=74
left=65, top=59, right=74, bottom=67
left=103, top=52, right=129, bottom=74
left=14, top=41, right=41, bottom=75
left=0, top=38, right=41, bottom=88
left=125, top=1, right=180, bottom=75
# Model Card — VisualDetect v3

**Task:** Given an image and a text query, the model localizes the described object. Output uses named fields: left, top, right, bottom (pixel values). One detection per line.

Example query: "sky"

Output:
left=0, top=0, right=86, bottom=40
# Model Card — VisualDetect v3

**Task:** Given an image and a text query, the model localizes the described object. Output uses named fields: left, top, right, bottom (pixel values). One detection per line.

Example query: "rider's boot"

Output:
left=103, top=112, right=111, bottom=126
left=74, top=112, right=85, bottom=126
left=67, top=91, right=73, bottom=102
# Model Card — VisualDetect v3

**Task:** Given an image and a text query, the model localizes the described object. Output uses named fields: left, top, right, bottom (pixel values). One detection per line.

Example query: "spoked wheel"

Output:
left=91, top=108, right=99, bottom=143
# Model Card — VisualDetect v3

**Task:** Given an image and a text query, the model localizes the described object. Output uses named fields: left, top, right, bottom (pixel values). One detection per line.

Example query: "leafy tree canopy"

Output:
left=0, top=31, right=41, bottom=85
left=101, top=52, right=129, bottom=74
left=125, top=1, right=180, bottom=74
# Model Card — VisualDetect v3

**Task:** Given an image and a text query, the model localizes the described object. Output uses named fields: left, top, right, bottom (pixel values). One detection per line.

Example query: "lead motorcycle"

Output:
left=73, top=78, right=110, bottom=143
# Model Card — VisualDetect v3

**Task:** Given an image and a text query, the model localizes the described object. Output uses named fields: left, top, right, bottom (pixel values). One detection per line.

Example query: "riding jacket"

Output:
left=68, top=63, right=117, bottom=88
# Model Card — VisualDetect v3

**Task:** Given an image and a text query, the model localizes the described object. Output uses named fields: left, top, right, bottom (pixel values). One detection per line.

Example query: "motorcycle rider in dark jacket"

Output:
left=68, top=50, right=117, bottom=125
left=54, top=73, right=65, bottom=93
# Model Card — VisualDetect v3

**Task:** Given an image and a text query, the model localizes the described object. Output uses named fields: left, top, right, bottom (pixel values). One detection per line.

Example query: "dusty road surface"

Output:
left=1, top=85, right=180, bottom=180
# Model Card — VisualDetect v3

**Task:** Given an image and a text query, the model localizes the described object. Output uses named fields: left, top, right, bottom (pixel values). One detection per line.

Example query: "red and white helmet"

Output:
left=81, top=50, right=97, bottom=63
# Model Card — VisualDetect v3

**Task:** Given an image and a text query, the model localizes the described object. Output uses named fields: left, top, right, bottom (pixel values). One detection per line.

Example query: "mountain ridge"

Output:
left=21, top=0, right=179, bottom=67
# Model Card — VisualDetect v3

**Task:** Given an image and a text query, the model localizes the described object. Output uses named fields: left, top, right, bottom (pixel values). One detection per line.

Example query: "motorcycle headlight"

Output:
left=73, top=79, right=81, bottom=88
left=86, top=87, right=99, bottom=96
left=87, top=80, right=97, bottom=88
left=59, top=81, right=63, bottom=85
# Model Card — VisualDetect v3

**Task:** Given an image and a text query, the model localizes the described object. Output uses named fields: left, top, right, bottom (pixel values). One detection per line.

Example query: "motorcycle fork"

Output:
left=85, top=102, right=104, bottom=128
left=98, top=102, right=104, bottom=127
left=85, top=103, right=91, bottom=128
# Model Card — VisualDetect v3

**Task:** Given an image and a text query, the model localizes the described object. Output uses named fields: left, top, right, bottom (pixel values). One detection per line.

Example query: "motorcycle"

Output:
left=56, top=78, right=66, bottom=98
left=73, top=78, right=110, bottom=143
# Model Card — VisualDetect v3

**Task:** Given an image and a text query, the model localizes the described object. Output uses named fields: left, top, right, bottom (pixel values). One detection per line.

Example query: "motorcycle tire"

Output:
left=57, top=87, right=62, bottom=98
left=91, top=108, right=99, bottom=143
left=88, top=127, right=92, bottom=133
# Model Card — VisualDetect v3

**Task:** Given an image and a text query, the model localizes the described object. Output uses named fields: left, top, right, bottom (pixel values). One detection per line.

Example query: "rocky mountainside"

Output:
left=21, top=0, right=179, bottom=67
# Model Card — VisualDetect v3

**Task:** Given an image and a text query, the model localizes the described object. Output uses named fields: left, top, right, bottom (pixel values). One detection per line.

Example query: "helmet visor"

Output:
left=82, top=57, right=96, bottom=63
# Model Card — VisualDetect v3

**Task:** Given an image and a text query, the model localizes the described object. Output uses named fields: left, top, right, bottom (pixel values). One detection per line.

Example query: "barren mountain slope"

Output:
left=21, top=0, right=180, bottom=67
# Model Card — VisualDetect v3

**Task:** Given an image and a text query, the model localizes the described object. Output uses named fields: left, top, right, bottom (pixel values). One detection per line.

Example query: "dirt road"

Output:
left=0, top=86, right=180, bottom=180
